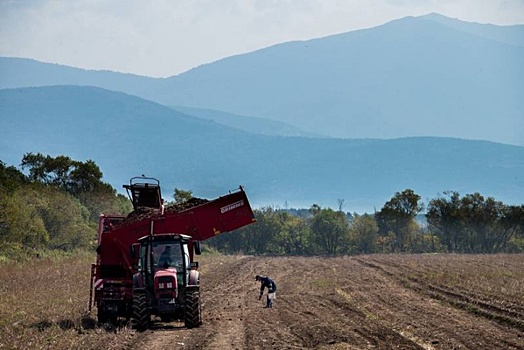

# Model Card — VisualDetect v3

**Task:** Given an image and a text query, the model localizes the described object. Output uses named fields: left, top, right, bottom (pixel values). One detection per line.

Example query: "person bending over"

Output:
left=255, top=275, right=277, bottom=308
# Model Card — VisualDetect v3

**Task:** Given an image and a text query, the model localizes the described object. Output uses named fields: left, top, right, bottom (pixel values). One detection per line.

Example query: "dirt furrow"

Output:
left=263, top=256, right=425, bottom=349
left=131, top=255, right=524, bottom=349
left=358, top=256, right=524, bottom=331
left=352, top=256, right=524, bottom=349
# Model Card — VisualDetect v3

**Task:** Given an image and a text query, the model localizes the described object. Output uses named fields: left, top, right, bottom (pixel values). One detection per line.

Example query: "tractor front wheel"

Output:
left=184, top=288, right=202, bottom=328
left=97, top=309, right=108, bottom=324
left=131, top=291, right=150, bottom=331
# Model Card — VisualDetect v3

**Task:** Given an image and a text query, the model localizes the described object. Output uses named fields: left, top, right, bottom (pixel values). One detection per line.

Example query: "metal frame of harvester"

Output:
left=89, top=176, right=256, bottom=329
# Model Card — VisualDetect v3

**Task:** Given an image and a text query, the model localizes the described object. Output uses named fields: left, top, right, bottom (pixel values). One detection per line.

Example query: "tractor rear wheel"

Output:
left=131, top=291, right=150, bottom=331
left=184, top=288, right=202, bottom=328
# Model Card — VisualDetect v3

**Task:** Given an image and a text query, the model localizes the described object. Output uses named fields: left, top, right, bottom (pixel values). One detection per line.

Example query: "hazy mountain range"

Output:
left=1, top=86, right=522, bottom=212
left=0, top=13, right=523, bottom=211
left=1, top=13, right=522, bottom=145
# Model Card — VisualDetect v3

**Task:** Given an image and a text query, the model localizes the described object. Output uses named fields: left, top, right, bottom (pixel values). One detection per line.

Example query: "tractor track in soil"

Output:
left=355, top=256, right=524, bottom=331
left=131, top=255, right=524, bottom=350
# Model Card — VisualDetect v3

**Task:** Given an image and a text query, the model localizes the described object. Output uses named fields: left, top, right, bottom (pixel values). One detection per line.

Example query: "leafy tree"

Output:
left=18, top=186, right=94, bottom=250
left=0, top=186, right=49, bottom=251
left=20, top=153, right=129, bottom=220
left=0, top=161, right=28, bottom=193
left=80, top=191, right=132, bottom=221
left=243, top=207, right=283, bottom=254
left=21, top=153, right=111, bottom=195
left=20, top=153, right=48, bottom=183
left=277, top=214, right=312, bottom=255
left=310, top=208, right=350, bottom=255
left=459, top=193, right=518, bottom=253
left=173, top=188, right=193, bottom=204
left=21, top=153, right=73, bottom=188
left=207, top=207, right=313, bottom=255
left=426, top=191, right=463, bottom=252
left=0, top=156, right=138, bottom=258
left=427, top=192, right=523, bottom=253
left=261, top=210, right=313, bottom=255
left=503, top=205, right=524, bottom=252
left=284, top=208, right=314, bottom=219
left=208, top=207, right=281, bottom=254
left=69, top=159, right=104, bottom=194
left=406, top=220, right=442, bottom=253
left=375, top=189, right=423, bottom=252
left=349, top=213, right=379, bottom=254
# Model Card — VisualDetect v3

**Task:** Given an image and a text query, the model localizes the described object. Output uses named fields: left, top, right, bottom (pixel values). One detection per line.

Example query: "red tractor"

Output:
left=131, top=232, right=202, bottom=329
left=89, top=176, right=256, bottom=329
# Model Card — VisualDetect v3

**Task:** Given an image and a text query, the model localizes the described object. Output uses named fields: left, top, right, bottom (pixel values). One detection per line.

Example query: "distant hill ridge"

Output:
left=1, top=13, right=523, bottom=146
left=419, top=13, right=524, bottom=47
left=1, top=86, right=522, bottom=212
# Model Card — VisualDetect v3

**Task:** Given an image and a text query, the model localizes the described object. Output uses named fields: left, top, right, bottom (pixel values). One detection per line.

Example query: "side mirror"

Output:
left=194, top=241, right=202, bottom=255
left=130, top=243, right=139, bottom=257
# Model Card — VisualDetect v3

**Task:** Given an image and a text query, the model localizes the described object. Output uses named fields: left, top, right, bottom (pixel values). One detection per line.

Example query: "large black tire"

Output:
left=184, top=288, right=202, bottom=328
left=131, top=291, right=150, bottom=331
left=97, top=309, right=108, bottom=324
left=97, top=306, right=117, bottom=324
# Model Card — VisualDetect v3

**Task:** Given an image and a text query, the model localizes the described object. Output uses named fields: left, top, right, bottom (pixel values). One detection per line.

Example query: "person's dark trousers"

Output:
left=267, top=287, right=276, bottom=308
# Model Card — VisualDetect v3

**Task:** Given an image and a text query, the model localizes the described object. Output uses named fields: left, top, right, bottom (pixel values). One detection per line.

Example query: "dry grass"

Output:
left=362, top=253, right=524, bottom=330
left=0, top=252, right=136, bottom=350
left=1, top=252, right=523, bottom=349
left=0, top=252, right=222, bottom=350
left=388, top=254, right=524, bottom=302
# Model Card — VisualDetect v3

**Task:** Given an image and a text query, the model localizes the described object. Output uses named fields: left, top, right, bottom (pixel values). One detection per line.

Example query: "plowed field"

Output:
left=133, top=254, right=524, bottom=350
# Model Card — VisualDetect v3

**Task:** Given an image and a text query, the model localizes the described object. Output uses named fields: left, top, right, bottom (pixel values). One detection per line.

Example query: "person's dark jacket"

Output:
left=259, top=276, right=277, bottom=294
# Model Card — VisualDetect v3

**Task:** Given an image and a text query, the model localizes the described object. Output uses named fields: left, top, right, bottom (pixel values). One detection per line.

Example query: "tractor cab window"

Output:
left=138, top=244, right=152, bottom=274
left=183, top=244, right=190, bottom=270
left=154, top=242, right=182, bottom=269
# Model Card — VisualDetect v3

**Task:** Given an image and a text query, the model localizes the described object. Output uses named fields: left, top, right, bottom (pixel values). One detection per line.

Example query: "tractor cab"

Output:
left=134, top=234, right=191, bottom=289
left=132, top=233, right=201, bottom=330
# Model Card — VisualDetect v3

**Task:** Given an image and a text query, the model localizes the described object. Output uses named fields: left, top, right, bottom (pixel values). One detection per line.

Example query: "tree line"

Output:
left=2, top=154, right=523, bottom=260
left=0, top=154, right=131, bottom=259
left=207, top=189, right=524, bottom=255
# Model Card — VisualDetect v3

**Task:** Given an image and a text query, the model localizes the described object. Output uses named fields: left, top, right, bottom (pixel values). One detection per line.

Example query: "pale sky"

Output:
left=1, top=0, right=523, bottom=78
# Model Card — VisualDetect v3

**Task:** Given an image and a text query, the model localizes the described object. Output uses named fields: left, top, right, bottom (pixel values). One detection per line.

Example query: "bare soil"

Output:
left=132, top=254, right=524, bottom=350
